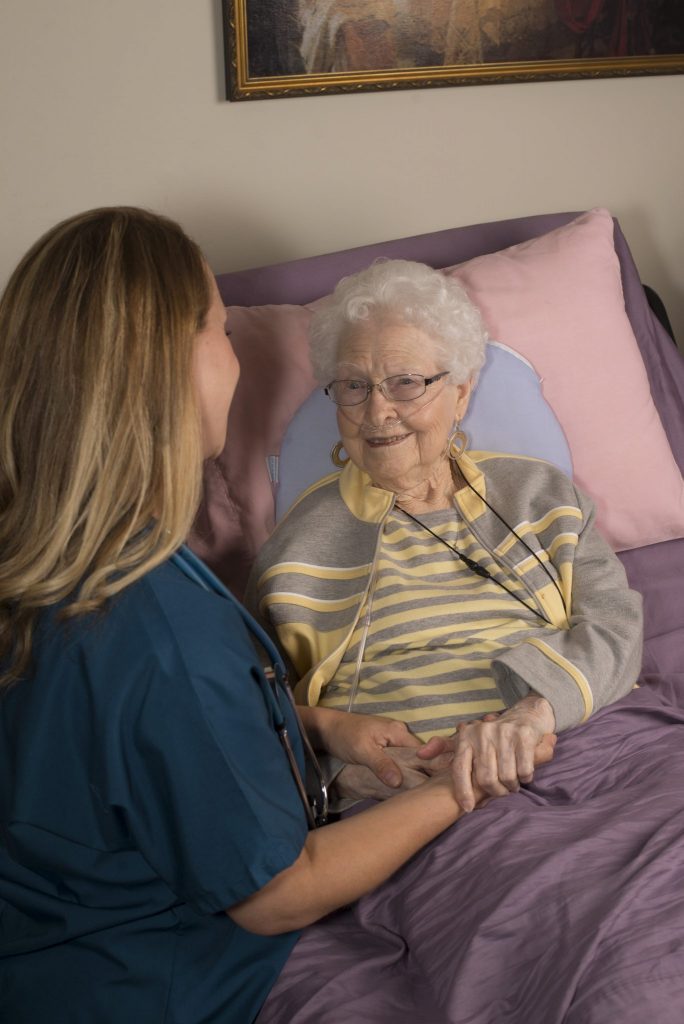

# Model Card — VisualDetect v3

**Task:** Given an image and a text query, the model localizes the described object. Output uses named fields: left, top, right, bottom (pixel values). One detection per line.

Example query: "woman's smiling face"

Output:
left=334, top=318, right=472, bottom=499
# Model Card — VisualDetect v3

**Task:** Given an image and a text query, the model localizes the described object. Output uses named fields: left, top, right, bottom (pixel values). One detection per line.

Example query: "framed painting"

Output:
left=222, top=1, right=684, bottom=101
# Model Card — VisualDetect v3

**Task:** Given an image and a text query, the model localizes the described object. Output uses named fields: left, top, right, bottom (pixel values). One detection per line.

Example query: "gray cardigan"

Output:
left=247, top=451, right=643, bottom=733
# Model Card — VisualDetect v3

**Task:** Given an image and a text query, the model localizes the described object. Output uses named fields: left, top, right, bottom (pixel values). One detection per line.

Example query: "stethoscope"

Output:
left=171, top=545, right=328, bottom=829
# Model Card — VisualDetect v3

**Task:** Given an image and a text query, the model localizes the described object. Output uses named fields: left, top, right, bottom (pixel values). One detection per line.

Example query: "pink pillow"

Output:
left=446, top=209, right=684, bottom=551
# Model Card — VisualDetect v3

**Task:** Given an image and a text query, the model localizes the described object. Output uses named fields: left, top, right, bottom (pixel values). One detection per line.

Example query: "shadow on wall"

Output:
left=623, top=204, right=683, bottom=351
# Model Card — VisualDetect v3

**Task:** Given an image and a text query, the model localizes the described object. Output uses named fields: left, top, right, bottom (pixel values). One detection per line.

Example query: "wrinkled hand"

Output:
left=335, top=763, right=427, bottom=801
left=335, top=744, right=456, bottom=801
left=417, top=695, right=557, bottom=812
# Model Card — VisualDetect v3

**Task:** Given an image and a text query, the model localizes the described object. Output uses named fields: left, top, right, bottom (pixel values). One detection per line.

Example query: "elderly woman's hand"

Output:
left=334, top=744, right=455, bottom=801
left=418, top=694, right=557, bottom=812
left=335, top=762, right=426, bottom=802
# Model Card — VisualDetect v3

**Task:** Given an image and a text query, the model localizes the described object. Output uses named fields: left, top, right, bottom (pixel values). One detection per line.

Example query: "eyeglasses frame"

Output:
left=324, top=370, right=450, bottom=407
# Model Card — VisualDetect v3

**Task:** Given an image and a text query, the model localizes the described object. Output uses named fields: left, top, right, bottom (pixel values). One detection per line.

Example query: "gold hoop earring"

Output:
left=448, top=426, right=467, bottom=460
left=331, top=441, right=350, bottom=468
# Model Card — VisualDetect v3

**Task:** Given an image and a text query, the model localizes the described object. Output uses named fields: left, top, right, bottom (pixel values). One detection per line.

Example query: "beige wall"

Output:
left=1, top=1, right=683, bottom=342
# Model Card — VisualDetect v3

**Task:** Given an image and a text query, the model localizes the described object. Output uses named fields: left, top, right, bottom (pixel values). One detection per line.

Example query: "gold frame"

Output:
left=223, top=1, right=684, bottom=102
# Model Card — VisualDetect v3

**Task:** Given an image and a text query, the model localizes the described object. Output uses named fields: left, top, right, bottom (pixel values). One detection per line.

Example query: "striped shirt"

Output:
left=318, top=507, right=556, bottom=739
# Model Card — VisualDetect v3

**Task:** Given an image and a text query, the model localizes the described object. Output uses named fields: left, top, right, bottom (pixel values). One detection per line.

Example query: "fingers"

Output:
left=511, top=724, right=542, bottom=784
left=365, top=742, right=442, bottom=788
left=349, top=711, right=558, bottom=810
left=336, top=762, right=430, bottom=801
left=335, top=764, right=400, bottom=801
left=452, top=722, right=513, bottom=808
left=355, top=718, right=422, bottom=784
left=496, top=736, right=522, bottom=793
left=329, top=713, right=422, bottom=779
left=450, top=726, right=478, bottom=811
left=381, top=745, right=453, bottom=776
left=450, top=718, right=557, bottom=811
left=367, top=751, right=403, bottom=788
left=533, top=733, right=557, bottom=767
left=382, top=719, right=423, bottom=749
left=416, top=736, right=454, bottom=760
left=473, top=739, right=511, bottom=801
left=407, top=750, right=454, bottom=774
left=481, top=730, right=557, bottom=794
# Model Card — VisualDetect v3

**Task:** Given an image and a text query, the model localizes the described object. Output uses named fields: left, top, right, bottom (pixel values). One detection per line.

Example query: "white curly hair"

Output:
left=309, top=259, right=488, bottom=385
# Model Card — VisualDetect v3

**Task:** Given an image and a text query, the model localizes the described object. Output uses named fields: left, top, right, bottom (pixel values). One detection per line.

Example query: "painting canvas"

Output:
left=223, top=1, right=684, bottom=100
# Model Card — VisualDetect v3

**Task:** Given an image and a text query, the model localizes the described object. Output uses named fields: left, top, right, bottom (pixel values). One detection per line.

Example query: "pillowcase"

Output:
left=275, top=342, right=573, bottom=521
left=446, top=208, right=684, bottom=551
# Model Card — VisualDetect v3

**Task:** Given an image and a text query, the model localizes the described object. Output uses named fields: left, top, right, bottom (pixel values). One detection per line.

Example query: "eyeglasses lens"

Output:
left=328, top=374, right=427, bottom=406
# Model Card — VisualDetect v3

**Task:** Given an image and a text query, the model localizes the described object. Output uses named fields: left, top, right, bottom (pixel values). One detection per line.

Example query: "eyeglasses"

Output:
left=325, top=371, right=449, bottom=407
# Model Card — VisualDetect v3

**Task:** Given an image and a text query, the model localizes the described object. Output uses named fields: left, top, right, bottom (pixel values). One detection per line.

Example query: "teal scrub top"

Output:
left=0, top=551, right=309, bottom=1023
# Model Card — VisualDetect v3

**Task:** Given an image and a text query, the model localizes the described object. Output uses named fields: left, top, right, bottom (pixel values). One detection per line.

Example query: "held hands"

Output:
left=418, top=694, right=557, bottom=812
left=309, top=707, right=454, bottom=802
left=308, top=699, right=557, bottom=807
left=313, top=708, right=424, bottom=788
left=335, top=745, right=455, bottom=802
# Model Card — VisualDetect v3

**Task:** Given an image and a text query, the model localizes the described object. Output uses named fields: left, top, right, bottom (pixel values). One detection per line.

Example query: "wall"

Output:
left=1, top=1, right=683, bottom=343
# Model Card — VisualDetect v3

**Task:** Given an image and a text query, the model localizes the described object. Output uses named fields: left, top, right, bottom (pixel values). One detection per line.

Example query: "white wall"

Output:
left=1, top=1, right=683, bottom=342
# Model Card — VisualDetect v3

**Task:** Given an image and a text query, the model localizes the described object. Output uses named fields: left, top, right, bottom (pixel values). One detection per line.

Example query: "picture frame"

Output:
left=222, top=1, right=684, bottom=102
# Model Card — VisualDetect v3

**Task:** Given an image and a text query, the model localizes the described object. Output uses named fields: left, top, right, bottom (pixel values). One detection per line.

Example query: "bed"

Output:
left=192, top=209, right=684, bottom=1023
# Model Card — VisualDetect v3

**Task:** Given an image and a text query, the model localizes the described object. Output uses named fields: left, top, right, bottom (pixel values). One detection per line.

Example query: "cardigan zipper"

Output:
left=345, top=501, right=393, bottom=713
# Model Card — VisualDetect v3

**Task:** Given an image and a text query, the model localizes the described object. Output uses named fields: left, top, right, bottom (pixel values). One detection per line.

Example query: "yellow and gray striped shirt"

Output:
left=318, top=507, right=556, bottom=739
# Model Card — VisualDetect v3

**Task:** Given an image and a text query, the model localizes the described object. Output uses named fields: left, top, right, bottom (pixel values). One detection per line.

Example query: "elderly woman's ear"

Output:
left=453, top=378, right=474, bottom=421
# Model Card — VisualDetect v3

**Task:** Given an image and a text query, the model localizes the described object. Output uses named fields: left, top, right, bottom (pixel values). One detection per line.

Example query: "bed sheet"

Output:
left=258, top=687, right=684, bottom=1024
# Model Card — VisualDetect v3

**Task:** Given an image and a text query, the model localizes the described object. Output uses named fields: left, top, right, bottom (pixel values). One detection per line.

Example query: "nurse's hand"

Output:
left=298, top=706, right=424, bottom=789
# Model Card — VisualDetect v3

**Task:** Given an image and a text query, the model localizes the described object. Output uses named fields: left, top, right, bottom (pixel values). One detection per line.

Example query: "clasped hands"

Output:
left=329, top=694, right=557, bottom=812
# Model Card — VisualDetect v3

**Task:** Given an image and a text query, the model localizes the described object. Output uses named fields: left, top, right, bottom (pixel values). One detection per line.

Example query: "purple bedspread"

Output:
left=259, top=687, right=684, bottom=1024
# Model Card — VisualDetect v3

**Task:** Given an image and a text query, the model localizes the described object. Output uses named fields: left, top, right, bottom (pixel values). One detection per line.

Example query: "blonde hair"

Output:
left=0, top=207, right=211, bottom=688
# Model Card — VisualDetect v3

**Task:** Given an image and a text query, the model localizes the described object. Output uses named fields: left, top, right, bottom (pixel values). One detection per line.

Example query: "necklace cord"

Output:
left=397, top=491, right=565, bottom=618
left=456, top=467, right=568, bottom=616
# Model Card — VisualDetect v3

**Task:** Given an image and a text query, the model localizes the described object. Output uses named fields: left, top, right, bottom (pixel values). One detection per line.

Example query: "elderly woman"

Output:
left=247, top=259, right=643, bottom=811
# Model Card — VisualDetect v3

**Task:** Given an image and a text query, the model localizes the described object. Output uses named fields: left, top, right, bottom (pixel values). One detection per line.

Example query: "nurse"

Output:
left=0, top=208, right=473, bottom=1024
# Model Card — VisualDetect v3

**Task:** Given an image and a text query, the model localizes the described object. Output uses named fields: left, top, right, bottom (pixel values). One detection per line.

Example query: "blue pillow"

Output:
left=274, top=342, right=573, bottom=521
